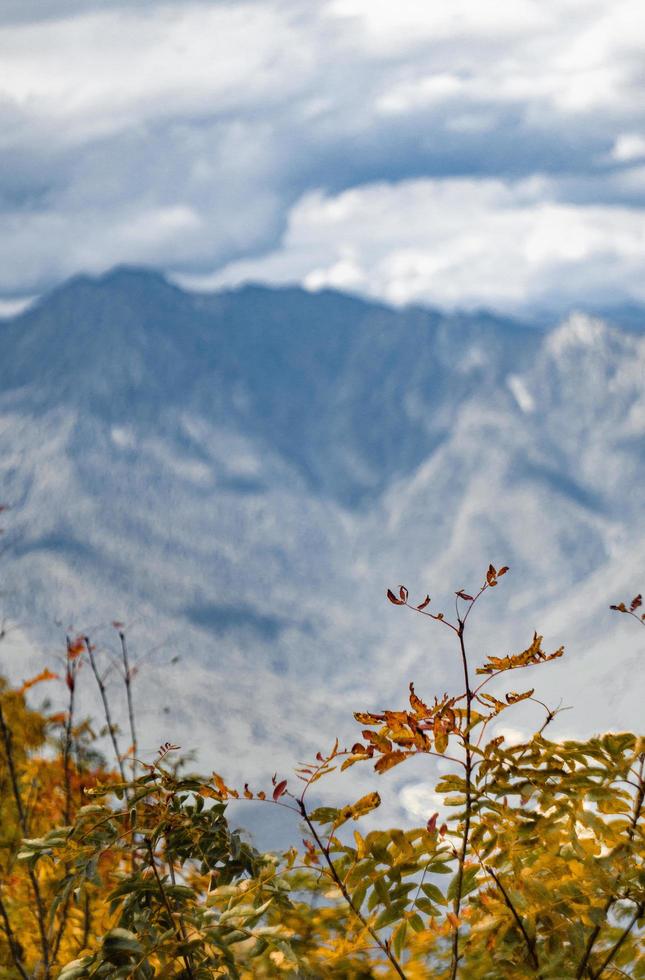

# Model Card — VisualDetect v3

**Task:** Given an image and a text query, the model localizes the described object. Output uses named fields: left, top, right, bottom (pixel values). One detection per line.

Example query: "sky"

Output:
left=2, top=0, right=645, bottom=315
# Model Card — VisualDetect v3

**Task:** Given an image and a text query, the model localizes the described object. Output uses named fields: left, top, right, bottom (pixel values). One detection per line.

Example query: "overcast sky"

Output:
left=2, top=0, right=645, bottom=314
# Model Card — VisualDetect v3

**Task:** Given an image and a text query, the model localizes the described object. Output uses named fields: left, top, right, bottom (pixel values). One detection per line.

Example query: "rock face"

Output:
left=0, top=268, right=643, bottom=806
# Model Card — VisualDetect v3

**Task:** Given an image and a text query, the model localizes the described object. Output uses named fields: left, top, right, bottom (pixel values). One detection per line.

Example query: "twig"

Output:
left=486, top=866, right=539, bottom=971
left=119, top=631, right=138, bottom=782
left=590, top=903, right=643, bottom=979
left=0, top=885, right=30, bottom=980
left=449, top=618, right=473, bottom=980
left=146, top=839, right=195, bottom=979
left=298, top=801, right=407, bottom=979
left=0, top=699, right=51, bottom=977
left=84, top=636, right=127, bottom=784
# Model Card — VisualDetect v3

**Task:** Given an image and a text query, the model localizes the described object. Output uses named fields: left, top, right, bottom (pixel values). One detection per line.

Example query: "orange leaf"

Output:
left=374, top=751, right=409, bottom=774
left=19, top=668, right=59, bottom=695
left=409, top=682, right=430, bottom=718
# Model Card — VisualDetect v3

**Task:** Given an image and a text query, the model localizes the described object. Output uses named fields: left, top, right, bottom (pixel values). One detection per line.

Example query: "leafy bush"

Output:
left=0, top=567, right=643, bottom=978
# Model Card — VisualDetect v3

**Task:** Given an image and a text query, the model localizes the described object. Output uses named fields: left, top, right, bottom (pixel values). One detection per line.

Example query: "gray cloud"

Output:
left=1, top=0, right=645, bottom=309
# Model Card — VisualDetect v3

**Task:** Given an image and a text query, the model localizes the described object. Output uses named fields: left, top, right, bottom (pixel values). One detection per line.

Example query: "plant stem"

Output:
left=486, top=866, right=539, bottom=970
left=590, top=902, right=643, bottom=979
left=0, top=885, right=30, bottom=980
left=119, top=631, right=138, bottom=781
left=0, top=698, right=51, bottom=977
left=147, top=839, right=195, bottom=979
left=63, top=638, right=77, bottom=826
left=84, top=636, right=127, bottom=783
left=449, top=619, right=473, bottom=980
left=299, top=801, right=407, bottom=979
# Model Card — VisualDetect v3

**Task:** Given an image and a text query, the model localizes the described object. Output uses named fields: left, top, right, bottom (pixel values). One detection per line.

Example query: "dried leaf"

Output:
left=387, top=588, right=406, bottom=605
left=374, top=751, right=410, bottom=774
left=19, top=668, right=59, bottom=695
left=273, top=779, right=288, bottom=801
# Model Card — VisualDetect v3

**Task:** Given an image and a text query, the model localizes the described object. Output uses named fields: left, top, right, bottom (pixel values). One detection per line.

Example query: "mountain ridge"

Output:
left=0, top=268, right=643, bottom=816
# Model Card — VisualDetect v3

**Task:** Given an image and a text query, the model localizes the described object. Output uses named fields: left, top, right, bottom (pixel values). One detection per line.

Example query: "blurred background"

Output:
left=0, top=0, right=643, bottom=835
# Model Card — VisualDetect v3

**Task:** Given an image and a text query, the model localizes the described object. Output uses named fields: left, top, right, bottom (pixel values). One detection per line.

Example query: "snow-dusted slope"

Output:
left=0, top=270, right=643, bottom=827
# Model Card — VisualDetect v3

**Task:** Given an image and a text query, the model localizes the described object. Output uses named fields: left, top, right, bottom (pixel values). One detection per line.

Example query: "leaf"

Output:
left=308, top=806, right=340, bottom=824
left=476, top=632, right=564, bottom=675
left=273, top=779, right=288, bottom=801
left=427, top=812, right=438, bottom=834
left=497, top=566, right=509, bottom=576
left=347, top=791, right=381, bottom=820
left=59, top=959, right=93, bottom=980
left=399, top=585, right=409, bottom=602
left=374, top=751, right=410, bottom=774
left=630, top=593, right=642, bottom=611
left=18, top=668, right=59, bottom=694
left=409, top=682, right=430, bottom=717
left=416, top=595, right=431, bottom=610
left=387, top=588, right=406, bottom=605
left=505, top=688, right=534, bottom=705
left=354, top=711, right=384, bottom=725
left=102, top=928, right=143, bottom=962
left=456, top=590, right=474, bottom=601
left=421, top=882, right=446, bottom=905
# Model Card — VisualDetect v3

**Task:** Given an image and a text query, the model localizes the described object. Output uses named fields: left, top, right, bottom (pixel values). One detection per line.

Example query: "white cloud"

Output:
left=1, top=0, right=645, bottom=305
left=186, top=177, right=645, bottom=314
left=612, top=133, right=645, bottom=163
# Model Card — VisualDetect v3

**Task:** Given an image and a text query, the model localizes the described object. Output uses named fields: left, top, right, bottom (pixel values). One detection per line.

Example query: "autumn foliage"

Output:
left=0, top=564, right=643, bottom=978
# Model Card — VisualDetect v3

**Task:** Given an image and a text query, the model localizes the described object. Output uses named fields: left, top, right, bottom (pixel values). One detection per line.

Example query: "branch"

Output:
left=591, top=903, right=643, bottom=979
left=84, top=636, right=127, bottom=784
left=0, top=886, right=29, bottom=980
left=486, top=866, right=539, bottom=971
left=298, top=801, right=407, bottom=979
left=0, top=698, right=51, bottom=976
left=146, top=839, right=195, bottom=979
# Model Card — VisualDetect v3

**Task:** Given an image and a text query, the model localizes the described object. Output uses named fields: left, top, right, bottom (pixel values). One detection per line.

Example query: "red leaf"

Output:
left=273, top=779, right=288, bottom=801
left=497, top=566, right=509, bottom=576
left=456, top=590, right=474, bottom=601
left=399, top=585, right=408, bottom=602
left=416, top=595, right=431, bottom=610
left=427, top=812, right=438, bottom=834
left=387, top=588, right=405, bottom=605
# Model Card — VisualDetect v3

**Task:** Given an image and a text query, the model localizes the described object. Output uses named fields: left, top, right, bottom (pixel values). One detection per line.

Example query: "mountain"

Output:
left=0, top=268, right=643, bottom=832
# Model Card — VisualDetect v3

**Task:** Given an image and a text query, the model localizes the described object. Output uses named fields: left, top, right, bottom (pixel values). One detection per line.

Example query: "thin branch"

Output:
left=84, top=636, right=127, bottom=784
left=591, top=903, right=643, bottom=979
left=449, top=618, right=473, bottom=980
left=486, top=866, right=539, bottom=971
left=119, top=631, right=138, bottom=782
left=146, top=839, right=195, bottom=979
left=0, top=698, right=51, bottom=977
left=0, top=885, right=30, bottom=980
left=299, top=800, right=407, bottom=979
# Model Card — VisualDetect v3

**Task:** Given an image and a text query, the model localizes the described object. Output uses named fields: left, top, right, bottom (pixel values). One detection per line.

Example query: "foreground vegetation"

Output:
left=0, top=560, right=643, bottom=978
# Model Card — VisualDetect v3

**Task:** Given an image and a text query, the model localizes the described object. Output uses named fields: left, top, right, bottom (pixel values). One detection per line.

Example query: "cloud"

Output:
left=181, top=176, right=645, bottom=314
left=1, top=0, right=645, bottom=308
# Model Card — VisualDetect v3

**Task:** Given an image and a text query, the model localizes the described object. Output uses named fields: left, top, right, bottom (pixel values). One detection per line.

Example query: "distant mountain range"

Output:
left=1, top=268, right=643, bottom=831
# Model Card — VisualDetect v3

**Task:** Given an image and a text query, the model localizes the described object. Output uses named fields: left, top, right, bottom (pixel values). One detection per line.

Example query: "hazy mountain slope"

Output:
left=0, top=270, right=643, bottom=828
